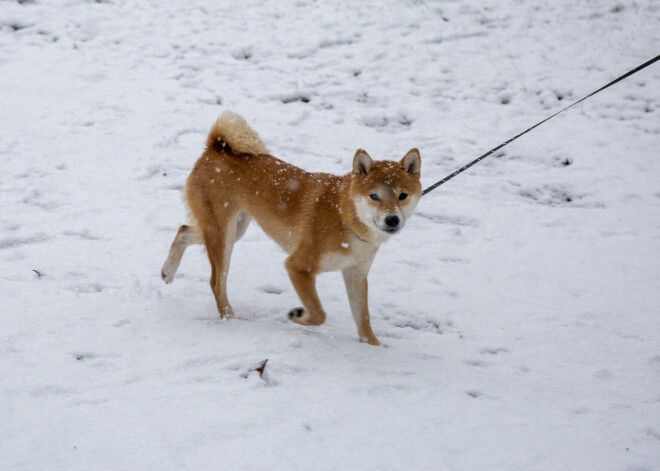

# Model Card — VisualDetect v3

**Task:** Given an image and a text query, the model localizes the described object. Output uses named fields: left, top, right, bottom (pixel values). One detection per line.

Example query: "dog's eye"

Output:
left=399, top=193, right=408, bottom=201
left=369, top=193, right=380, bottom=201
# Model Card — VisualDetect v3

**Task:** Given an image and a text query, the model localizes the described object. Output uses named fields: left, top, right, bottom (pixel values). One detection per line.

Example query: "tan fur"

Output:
left=206, top=111, right=269, bottom=156
left=162, top=111, right=422, bottom=346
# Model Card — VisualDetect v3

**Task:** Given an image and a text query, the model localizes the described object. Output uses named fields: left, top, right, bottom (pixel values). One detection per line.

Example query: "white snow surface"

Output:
left=2, top=0, right=660, bottom=469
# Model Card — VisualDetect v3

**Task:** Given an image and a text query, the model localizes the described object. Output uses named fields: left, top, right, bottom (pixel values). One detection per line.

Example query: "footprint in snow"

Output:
left=465, top=359, right=492, bottom=368
left=480, top=347, right=509, bottom=355
left=73, top=352, right=98, bottom=361
left=518, top=184, right=580, bottom=206
left=465, top=390, right=486, bottom=399
left=260, top=285, right=284, bottom=294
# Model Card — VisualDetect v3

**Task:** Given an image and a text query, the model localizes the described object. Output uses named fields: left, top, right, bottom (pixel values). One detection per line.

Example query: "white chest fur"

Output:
left=319, top=237, right=378, bottom=273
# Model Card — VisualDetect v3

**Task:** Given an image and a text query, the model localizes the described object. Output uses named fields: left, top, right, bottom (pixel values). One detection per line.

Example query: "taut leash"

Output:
left=422, top=53, right=660, bottom=196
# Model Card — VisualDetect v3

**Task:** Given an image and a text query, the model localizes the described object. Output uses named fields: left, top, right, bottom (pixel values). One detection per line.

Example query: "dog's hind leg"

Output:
left=162, top=225, right=201, bottom=283
left=202, top=211, right=242, bottom=319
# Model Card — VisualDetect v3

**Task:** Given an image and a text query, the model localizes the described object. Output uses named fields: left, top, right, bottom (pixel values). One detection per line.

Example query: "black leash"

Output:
left=422, top=53, right=660, bottom=196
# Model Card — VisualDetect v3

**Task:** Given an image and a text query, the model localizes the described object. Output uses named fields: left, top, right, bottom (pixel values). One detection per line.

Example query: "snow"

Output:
left=1, top=0, right=659, bottom=469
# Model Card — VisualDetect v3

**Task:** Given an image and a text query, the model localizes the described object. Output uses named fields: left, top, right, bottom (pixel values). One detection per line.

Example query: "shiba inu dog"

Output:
left=161, top=111, right=422, bottom=346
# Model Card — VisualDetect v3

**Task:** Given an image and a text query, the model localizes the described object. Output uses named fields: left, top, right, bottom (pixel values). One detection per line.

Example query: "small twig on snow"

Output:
left=243, top=359, right=268, bottom=379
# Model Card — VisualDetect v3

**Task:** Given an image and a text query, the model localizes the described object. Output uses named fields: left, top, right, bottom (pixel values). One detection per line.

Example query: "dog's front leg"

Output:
left=285, top=255, right=327, bottom=327
left=342, top=262, right=381, bottom=346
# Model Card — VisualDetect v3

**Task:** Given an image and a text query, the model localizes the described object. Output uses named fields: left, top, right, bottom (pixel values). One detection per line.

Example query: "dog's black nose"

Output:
left=385, top=215, right=400, bottom=228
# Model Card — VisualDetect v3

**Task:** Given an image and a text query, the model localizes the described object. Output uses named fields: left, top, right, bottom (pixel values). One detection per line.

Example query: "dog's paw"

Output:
left=288, top=307, right=326, bottom=326
left=288, top=307, right=305, bottom=320
left=360, top=335, right=384, bottom=347
left=218, top=305, right=235, bottom=319
left=161, top=269, right=172, bottom=284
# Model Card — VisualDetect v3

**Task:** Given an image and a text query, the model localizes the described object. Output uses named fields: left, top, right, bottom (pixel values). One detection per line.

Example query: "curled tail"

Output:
left=206, top=111, right=269, bottom=156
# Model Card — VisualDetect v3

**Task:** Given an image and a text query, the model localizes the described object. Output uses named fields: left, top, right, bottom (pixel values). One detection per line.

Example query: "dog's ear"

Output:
left=353, top=149, right=373, bottom=176
left=401, top=148, right=421, bottom=175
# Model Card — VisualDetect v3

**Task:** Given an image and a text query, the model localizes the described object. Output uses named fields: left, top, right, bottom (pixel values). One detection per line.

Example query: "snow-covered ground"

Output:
left=1, top=0, right=659, bottom=469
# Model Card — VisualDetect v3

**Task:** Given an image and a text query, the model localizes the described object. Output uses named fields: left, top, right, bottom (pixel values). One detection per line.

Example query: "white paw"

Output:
left=161, top=267, right=174, bottom=283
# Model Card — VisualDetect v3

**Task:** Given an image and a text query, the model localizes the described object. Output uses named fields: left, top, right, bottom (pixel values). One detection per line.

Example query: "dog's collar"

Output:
left=348, top=227, right=371, bottom=243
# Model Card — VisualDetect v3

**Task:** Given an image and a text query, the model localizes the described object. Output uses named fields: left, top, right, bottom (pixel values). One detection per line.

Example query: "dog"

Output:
left=161, top=111, right=422, bottom=346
